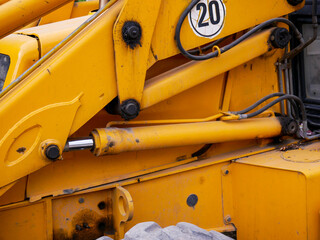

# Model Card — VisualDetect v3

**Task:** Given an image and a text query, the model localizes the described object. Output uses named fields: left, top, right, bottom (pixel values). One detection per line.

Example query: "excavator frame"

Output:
left=0, top=0, right=319, bottom=239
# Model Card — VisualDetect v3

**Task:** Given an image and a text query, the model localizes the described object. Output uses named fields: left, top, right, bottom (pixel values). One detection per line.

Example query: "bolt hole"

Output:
left=118, top=196, right=127, bottom=217
left=98, top=201, right=106, bottom=210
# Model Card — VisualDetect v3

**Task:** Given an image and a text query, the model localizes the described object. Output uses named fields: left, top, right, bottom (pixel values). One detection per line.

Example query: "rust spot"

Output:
left=53, top=228, right=71, bottom=240
left=280, top=142, right=301, bottom=151
left=57, top=207, right=114, bottom=240
left=54, top=194, right=114, bottom=239
left=108, top=141, right=115, bottom=148
left=16, top=147, right=26, bottom=154
left=69, top=209, right=113, bottom=240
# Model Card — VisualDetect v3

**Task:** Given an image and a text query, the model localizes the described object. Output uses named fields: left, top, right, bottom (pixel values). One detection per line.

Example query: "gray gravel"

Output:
left=123, top=222, right=233, bottom=240
left=96, top=222, right=233, bottom=240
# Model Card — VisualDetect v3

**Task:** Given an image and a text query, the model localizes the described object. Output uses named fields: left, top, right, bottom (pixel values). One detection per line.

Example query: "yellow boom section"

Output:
left=0, top=0, right=302, bottom=189
left=0, top=0, right=73, bottom=39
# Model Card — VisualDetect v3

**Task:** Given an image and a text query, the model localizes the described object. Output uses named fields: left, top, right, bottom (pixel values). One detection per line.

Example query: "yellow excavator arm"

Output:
left=1, top=0, right=320, bottom=239
left=0, top=0, right=303, bottom=188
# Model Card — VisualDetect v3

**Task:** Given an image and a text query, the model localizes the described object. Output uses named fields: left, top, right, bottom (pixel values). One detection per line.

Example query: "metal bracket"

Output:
left=113, top=186, right=134, bottom=240
left=113, top=0, right=161, bottom=119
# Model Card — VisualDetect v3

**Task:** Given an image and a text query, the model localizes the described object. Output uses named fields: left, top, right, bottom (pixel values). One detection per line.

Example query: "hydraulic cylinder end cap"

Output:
left=270, top=28, right=291, bottom=49
left=287, top=0, right=304, bottom=6
left=45, top=144, right=61, bottom=161
left=279, top=117, right=299, bottom=136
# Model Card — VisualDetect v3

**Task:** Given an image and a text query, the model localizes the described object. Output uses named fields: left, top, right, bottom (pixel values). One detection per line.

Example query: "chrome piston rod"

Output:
left=64, top=137, right=94, bottom=152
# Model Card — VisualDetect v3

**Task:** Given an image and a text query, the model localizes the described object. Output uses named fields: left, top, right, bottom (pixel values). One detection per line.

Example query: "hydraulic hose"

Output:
left=175, top=0, right=303, bottom=61
left=283, top=0, right=318, bottom=60
left=238, top=95, right=306, bottom=121
left=234, top=93, right=286, bottom=115
left=233, top=92, right=300, bottom=120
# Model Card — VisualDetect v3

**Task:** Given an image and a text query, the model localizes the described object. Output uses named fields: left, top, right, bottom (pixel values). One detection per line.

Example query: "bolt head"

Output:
left=45, top=144, right=60, bottom=161
left=125, top=102, right=139, bottom=115
left=224, top=215, right=232, bottom=223
left=122, top=21, right=142, bottom=49
left=270, top=28, right=291, bottom=49
left=127, top=26, right=140, bottom=39
left=120, top=99, right=140, bottom=120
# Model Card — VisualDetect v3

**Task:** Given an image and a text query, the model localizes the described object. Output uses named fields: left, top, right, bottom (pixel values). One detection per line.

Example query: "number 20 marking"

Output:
left=197, top=1, right=220, bottom=28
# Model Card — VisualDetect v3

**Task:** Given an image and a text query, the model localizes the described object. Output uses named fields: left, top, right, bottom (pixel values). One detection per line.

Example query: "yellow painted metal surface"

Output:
left=142, top=28, right=274, bottom=109
left=92, top=117, right=282, bottom=155
left=111, top=0, right=302, bottom=109
left=52, top=191, right=113, bottom=239
left=0, top=1, right=122, bottom=188
left=230, top=164, right=307, bottom=239
left=3, top=9, right=285, bottom=202
left=0, top=16, right=89, bottom=88
left=4, top=140, right=320, bottom=239
left=113, top=0, right=161, bottom=107
left=0, top=96, right=81, bottom=185
left=0, top=0, right=73, bottom=39
left=0, top=181, right=17, bottom=199
left=0, top=177, right=27, bottom=205
left=0, top=185, right=133, bottom=240
left=16, top=16, right=90, bottom=58
left=113, top=186, right=134, bottom=240
left=0, top=200, right=52, bottom=239
left=0, top=0, right=314, bottom=239
left=6, top=141, right=320, bottom=239
left=25, top=71, right=231, bottom=200
left=0, top=34, right=39, bottom=86
left=19, top=0, right=98, bottom=30
left=125, top=162, right=229, bottom=230
left=0, top=0, right=9, bottom=5
left=71, top=0, right=99, bottom=18
left=228, top=141, right=320, bottom=239
left=148, top=0, right=303, bottom=62
left=38, top=1, right=75, bottom=25
left=0, top=0, right=286, bottom=189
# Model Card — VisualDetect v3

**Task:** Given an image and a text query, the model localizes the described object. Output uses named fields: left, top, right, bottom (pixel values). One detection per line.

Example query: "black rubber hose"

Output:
left=288, top=98, right=300, bottom=120
left=191, top=144, right=212, bottom=157
left=175, top=0, right=303, bottom=61
left=242, top=95, right=306, bottom=121
left=232, top=92, right=300, bottom=120
left=233, top=92, right=286, bottom=114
